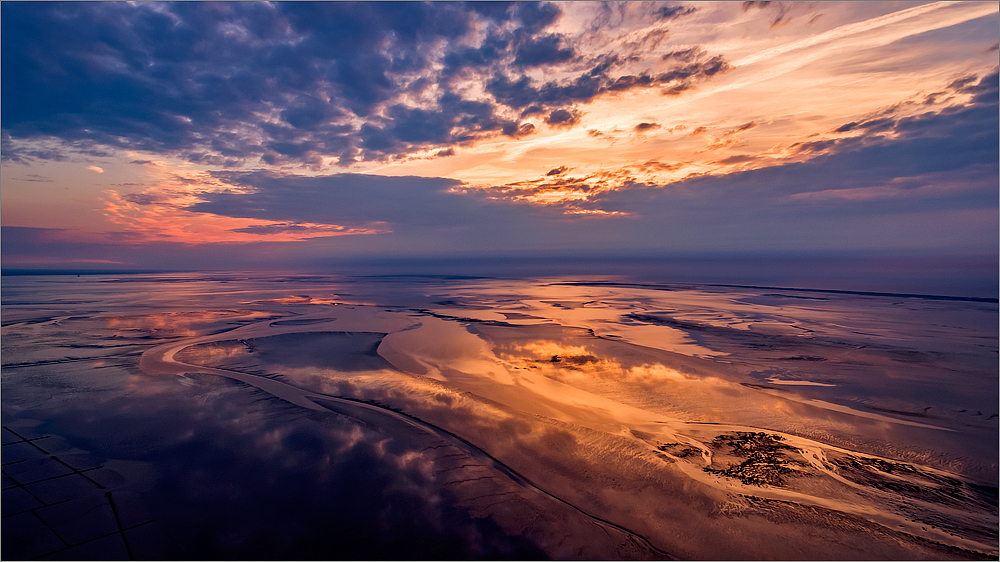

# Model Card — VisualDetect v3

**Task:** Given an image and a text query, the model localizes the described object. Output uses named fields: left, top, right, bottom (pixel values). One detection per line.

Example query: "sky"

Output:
left=1, top=1, right=997, bottom=271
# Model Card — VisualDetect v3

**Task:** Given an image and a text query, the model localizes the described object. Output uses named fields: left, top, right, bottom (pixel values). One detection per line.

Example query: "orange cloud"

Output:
left=103, top=164, right=387, bottom=244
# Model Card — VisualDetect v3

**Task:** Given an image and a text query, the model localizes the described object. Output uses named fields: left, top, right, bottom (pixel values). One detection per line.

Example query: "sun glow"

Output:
left=102, top=162, right=388, bottom=244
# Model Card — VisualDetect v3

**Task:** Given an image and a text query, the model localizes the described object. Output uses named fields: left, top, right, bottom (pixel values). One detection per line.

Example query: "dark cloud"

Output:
left=655, top=5, right=698, bottom=21
left=353, top=95, right=528, bottom=159
left=829, top=71, right=998, bottom=142
left=232, top=223, right=336, bottom=235
left=635, top=122, right=661, bottom=132
left=512, top=33, right=576, bottom=68
left=488, top=47, right=731, bottom=113
left=621, top=28, right=672, bottom=52
left=188, top=172, right=469, bottom=230
left=519, top=105, right=546, bottom=118
left=638, top=159, right=685, bottom=172
left=947, top=75, right=979, bottom=92
left=656, top=54, right=732, bottom=95
left=834, top=117, right=894, bottom=134
left=545, top=108, right=583, bottom=128
left=2, top=134, right=70, bottom=163
left=787, top=138, right=845, bottom=155
left=123, top=193, right=165, bottom=206
left=715, top=154, right=758, bottom=165
left=0, top=226, right=139, bottom=264
left=1, top=2, right=731, bottom=166
left=601, top=84, right=999, bottom=221
left=953, top=69, right=999, bottom=104
left=486, top=175, right=600, bottom=202
left=741, top=1, right=804, bottom=29
left=442, top=81, right=996, bottom=253
left=661, top=47, right=702, bottom=63
left=513, top=2, right=563, bottom=31
left=13, top=174, right=53, bottom=182
left=5, top=78, right=997, bottom=265
left=507, top=122, right=537, bottom=138
left=0, top=2, right=540, bottom=165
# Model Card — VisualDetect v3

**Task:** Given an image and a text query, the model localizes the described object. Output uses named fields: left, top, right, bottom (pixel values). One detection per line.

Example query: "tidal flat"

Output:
left=2, top=272, right=997, bottom=559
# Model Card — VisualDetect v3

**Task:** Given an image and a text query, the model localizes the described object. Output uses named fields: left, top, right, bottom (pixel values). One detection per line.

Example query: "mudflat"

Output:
left=3, top=273, right=996, bottom=559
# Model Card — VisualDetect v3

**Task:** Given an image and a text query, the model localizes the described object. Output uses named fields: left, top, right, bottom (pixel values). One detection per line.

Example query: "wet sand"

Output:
left=3, top=273, right=997, bottom=559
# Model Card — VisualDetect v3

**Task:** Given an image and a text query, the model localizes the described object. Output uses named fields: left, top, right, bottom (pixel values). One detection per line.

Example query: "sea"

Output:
left=2, top=256, right=997, bottom=559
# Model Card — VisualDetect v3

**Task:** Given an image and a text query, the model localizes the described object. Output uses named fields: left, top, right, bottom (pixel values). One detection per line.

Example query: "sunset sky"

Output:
left=2, top=1, right=997, bottom=270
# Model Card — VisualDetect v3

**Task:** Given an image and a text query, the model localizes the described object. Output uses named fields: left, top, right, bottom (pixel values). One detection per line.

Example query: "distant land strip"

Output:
left=554, top=282, right=999, bottom=304
left=1, top=269, right=171, bottom=276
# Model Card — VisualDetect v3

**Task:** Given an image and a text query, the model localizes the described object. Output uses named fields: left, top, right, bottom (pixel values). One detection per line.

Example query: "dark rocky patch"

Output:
left=705, top=432, right=800, bottom=487
left=657, top=442, right=701, bottom=458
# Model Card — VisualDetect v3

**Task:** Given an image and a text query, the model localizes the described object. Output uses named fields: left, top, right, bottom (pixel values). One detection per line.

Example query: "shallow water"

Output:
left=2, top=272, right=997, bottom=559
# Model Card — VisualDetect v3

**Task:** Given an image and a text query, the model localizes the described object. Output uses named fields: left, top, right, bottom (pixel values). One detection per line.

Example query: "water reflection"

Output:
left=2, top=372, right=552, bottom=559
left=2, top=273, right=996, bottom=559
left=165, top=302, right=998, bottom=556
left=104, top=309, right=273, bottom=338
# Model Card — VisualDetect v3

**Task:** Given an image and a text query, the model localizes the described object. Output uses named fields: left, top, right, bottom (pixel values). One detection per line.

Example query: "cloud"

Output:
left=606, top=82, right=997, bottom=217
left=96, top=168, right=395, bottom=244
left=186, top=171, right=472, bottom=231
left=544, top=108, right=583, bottom=128
left=1, top=2, right=733, bottom=167
left=654, top=5, right=698, bottom=21
left=230, top=223, right=373, bottom=236
left=184, top=168, right=647, bottom=238
left=1, top=2, right=526, bottom=166
left=87, top=165, right=104, bottom=173
left=796, top=71, right=1000, bottom=160
left=714, top=154, right=759, bottom=165
left=728, top=122, right=758, bottom=135
left=13, top=174, right=53, bottom=182
left=741, top=1, right=812, bottom=30
left=6, top=71, right=998, bottom=267
left=486, top=47, right=732, bottom=115
left=122, top=193, right=164, bottom=206
left=3, top=5, right=994, bottom=264
left=698, top=122, right=757, bottom=151
left=1, top=133, right=79, bottom=163
left=512, top=33, right=576, bottom=68
left=454, top=76, right=999, bottom=251
left=637, top=159, right=685, bottom=173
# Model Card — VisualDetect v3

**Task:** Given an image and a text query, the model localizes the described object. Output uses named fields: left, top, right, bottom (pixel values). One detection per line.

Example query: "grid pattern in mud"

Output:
left=1, top=426, right=158, bottom=560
